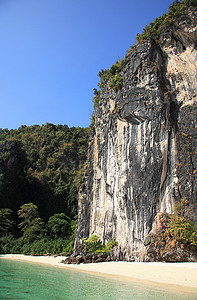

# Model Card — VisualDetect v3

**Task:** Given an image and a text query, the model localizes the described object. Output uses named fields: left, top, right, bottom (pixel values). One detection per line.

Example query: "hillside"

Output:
left=0, top=123, right=89, bottom=254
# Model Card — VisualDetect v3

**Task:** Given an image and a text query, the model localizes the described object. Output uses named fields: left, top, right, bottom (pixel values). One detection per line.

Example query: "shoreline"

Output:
left=1, top=254, right=197, bottom=294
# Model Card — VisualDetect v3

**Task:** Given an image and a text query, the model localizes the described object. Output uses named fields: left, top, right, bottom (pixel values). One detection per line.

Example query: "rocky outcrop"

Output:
left=62, top=252, right=112, bottom=264
left=74, top=8, right=197, bottom=261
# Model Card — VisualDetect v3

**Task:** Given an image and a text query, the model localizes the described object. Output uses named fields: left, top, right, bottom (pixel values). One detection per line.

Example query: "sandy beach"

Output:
left=1, top=254, right=197, bottom=294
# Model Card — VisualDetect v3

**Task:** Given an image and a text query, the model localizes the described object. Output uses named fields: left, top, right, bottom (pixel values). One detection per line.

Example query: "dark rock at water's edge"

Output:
left=61, top=252, right=111, bottom=265
left=145, top=244, right=197, bottom=262
left=62, top=246, right=197, bottom=264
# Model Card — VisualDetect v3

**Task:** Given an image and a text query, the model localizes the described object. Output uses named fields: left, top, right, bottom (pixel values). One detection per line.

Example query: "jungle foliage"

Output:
left=0, top=123, right=89, bottom=255
left=0, top=203, right=77, bottom=255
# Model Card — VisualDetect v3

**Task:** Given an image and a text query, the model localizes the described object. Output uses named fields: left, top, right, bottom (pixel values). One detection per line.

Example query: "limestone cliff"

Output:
left=75, top=7, right=197, bottom=261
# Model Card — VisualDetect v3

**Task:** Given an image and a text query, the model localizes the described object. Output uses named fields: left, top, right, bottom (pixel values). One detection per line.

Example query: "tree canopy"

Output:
left=0, top=123, right=90, bottom=221
left=0, top=123, right=89, bottom=255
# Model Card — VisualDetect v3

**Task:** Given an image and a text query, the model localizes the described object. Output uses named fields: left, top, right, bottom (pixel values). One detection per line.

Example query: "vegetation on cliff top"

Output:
left=92, top=0, right=197, bottom=117
left=128, top=0, right=197, bottom=52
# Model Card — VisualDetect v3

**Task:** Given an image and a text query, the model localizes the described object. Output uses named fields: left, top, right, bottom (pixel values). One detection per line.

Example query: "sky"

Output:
left=0, top=0, right=173, bottom=130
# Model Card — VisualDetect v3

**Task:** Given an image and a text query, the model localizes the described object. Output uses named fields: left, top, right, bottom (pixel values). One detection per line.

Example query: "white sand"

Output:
left=1, top=254, right=197, bottom=293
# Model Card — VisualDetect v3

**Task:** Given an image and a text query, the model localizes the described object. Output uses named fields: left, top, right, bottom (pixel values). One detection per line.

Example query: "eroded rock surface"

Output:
left=75, top=8, right=197, bottom=261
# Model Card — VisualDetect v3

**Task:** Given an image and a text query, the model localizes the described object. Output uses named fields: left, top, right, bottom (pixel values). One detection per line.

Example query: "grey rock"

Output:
left=74, top=9, right=197, bottom=262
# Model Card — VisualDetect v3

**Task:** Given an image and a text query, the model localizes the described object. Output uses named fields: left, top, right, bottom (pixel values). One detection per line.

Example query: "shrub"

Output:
left=109, top=74, right=123, bottom=93
left=148, top=212, right=197, bottom=258
left=169, top=215, right=197, bottom=246
left=104, top=239, right=118, bottom=254
left=63, top=240, right=74, bottom=255
left=93, top=88, right=101, bottom=109
left=83, top=234, right=118, bottom=254
left=83, top=234, right=104, bottom=253
left=0, top=234, right=16, bottom=254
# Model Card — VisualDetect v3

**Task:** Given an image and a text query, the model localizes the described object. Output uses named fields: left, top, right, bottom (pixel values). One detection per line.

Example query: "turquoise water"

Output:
left=0, top=259, right=196, bottom=300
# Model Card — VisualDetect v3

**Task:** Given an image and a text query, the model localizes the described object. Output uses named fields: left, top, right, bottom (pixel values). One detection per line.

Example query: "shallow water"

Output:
left=0, top=259, right=196, bottom=300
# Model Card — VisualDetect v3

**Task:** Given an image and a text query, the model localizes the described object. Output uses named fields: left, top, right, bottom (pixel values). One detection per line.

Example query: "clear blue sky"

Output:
left=0, top=0, right=173, bottom=129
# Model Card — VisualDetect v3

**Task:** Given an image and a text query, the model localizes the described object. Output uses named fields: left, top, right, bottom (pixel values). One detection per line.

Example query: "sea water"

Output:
left=0, top=259, right=196, bottom=300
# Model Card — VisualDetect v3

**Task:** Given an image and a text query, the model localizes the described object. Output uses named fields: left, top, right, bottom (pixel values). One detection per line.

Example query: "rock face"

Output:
left=75, top=8, right=197, bottom=261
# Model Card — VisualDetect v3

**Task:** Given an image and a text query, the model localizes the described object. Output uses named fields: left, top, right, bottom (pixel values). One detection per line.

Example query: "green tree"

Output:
left=0, top=208, right=16, bottom=254
left=0, top=208, right=15, bottom=237
left=46, top=213, right=70, bottom=239
left=18, top=203, right=44, bottom=242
